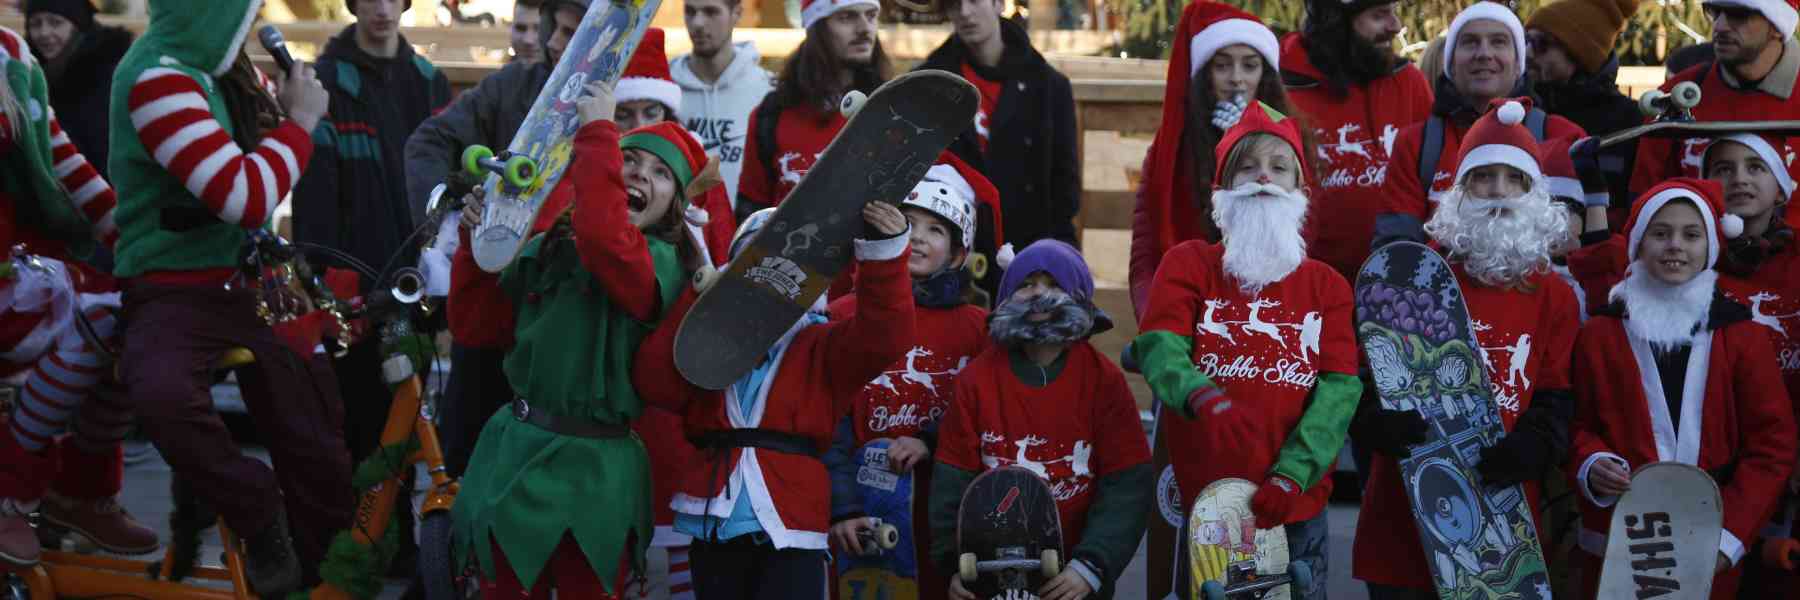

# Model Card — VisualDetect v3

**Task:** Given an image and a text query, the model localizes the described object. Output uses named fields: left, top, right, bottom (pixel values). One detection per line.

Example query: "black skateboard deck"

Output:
left=671, top=70, right=978, bottom=390
left=1353, top=242, right=1550, bottom=600
left=956, top=466, right=1064, bottom=600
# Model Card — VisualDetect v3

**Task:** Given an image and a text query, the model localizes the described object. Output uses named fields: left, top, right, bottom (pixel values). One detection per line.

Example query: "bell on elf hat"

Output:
left=616, top=28, right=683, bottom=121
left=1623, top=178, right=1743, bottom=271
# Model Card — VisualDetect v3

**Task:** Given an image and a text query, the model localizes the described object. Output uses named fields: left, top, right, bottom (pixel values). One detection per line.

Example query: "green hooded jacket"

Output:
left=2, top=27, right=95, bottom=257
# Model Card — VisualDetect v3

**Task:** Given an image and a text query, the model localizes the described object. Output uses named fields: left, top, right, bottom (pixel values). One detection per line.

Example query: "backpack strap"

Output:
left=1418, top=115, right=1445, bottom=191
left=1525, top=108, right=1547, bottom=141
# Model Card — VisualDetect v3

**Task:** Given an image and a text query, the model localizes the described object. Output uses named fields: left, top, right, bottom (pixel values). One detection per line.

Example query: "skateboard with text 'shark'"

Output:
left=672, top=70, right=977, bottom=390
left=1597, top=462, right=1722, bottom=599
left=1354, top=242, right=1550, bottom=600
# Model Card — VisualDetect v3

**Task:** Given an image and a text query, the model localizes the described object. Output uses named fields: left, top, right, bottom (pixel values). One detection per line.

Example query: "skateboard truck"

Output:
left=461, top=145, right=539, bottom=190
left=1198, top=560, right=1313, bottom=600
left=853, top=518, right=901, bottom=556
left=1638, top=81, right=1701, bottom=122
left=956, top=546, right=1061, bottom=583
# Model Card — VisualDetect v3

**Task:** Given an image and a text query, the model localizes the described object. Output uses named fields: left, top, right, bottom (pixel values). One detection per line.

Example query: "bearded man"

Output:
left=1348, top=99, right=1585, bottom=599
left=1134, top=102, right=1362, bottom=600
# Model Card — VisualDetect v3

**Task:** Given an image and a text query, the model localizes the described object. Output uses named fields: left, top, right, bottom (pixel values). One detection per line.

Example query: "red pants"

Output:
left=483, top=533, right=632, bottom=599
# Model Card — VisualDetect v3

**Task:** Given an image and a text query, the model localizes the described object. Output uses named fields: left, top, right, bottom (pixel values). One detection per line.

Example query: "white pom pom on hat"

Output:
left=1496, top=100, right=1526, bottom=126
left=995, top=243, right=1016, bottom=270
left=1721, top=213, right=1745, bottom=239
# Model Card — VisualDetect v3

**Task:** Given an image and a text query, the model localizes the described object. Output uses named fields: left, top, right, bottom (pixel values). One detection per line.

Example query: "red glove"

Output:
left=1763, top=537, right=1800, bottom=571
left=1189, top=386, right=1268, bottom=456
left=1250, top=475, right=1302, bottom=529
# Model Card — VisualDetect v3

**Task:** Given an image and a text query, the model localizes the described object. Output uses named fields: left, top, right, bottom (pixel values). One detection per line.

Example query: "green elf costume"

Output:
left=447, top=119, right=706, bottom=596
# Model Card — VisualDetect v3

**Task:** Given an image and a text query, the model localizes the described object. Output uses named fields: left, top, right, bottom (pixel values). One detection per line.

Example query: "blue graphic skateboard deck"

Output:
left=837, top=439, right=919, bottom=600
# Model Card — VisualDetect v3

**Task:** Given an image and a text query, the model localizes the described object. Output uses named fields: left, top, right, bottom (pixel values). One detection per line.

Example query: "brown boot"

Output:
left=41, top=492, right=160, bottom=555
left=0, top=499, right=40, bottom=567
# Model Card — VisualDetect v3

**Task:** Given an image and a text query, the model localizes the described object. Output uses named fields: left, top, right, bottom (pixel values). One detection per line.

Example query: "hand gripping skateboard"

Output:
left=956, top=466, right=1063, bottom=599
left=1598, top=81, right=1800, bottom=149
left=671, top=70, right=978, bottom=390
left=1354, top=242, right=1551, bottom=600
left=1596, top=462, right=1723, bottom=599
left=837, top=439, right=917, bottom=600
left=1185, top=478, right=1311, bottom=600
left=467, top=0, right=661, bottom=272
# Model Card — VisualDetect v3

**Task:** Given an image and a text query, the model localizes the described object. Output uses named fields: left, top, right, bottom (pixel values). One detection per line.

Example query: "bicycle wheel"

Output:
left=418, top=511, right=471, bottom=600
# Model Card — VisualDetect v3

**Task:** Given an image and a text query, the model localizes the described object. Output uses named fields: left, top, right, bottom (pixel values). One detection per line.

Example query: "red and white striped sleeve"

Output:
left=47, top=113, right=117, bottom=248
left=127, top=67, right=312, bottom=229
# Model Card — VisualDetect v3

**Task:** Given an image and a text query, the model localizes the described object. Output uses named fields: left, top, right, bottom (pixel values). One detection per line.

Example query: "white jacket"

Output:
left=670, top=41, right=774, bottom=210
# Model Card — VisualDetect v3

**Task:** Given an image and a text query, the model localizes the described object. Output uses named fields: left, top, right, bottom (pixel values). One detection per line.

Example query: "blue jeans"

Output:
left=1285, top=510, right=1329, bottom=600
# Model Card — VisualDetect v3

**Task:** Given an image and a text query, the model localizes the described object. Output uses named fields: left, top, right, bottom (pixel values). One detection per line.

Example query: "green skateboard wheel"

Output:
left=503, top=154, right=538, bottom=188
left=461, top=145, right=494, bottom=178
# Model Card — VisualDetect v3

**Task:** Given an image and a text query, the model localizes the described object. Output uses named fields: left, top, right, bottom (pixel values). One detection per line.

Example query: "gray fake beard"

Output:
left=989, top=292, right=1094, bottom=347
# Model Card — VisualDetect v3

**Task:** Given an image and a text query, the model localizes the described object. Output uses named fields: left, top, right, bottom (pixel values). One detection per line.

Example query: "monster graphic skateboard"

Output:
left=1598, top=81, right=1800, bottom=149
left=467, top=0, right=661, bottom=271
left=837, top=439, right=916, bottom=600
left=1353, top=242, right=1551, bottom=599
left=956, top=466, right=1063, bottom=600
left=1596, top=462, right=1723, bottom=599
left=671, top=70, right=978, bottom=390
left=1185, top=478, right=1310, bottom=600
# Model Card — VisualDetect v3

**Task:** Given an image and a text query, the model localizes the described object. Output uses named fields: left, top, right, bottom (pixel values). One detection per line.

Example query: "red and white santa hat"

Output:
left=904, top=154, right=1000, bottom=252
left=1703, top=132, right=1797, bottom=201
left=1440, top=1, right=1527, bottom=80
left=801, top=0, right=880, bottom=30
left=1185, top=1, right=1280, bottom=77
left=1454, top=98, right=1543, bottom=184
left=1211, top=101, right=1308, bottom=188
left=1536, top=136, right=1609, bottom=209
left=1704, top=0, right=1800, bottom=39
left=616, top=28, right=683, bottom=120
left=1623, top=178, right=1743, bottom=270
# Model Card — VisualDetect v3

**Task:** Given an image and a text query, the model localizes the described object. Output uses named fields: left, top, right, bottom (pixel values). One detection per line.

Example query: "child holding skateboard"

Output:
left=1567, top=177, right=1797, bottom=598
left=448, top=79, right=708, bottom=598
left=1351, top=99, right=1583, bottom=599
left=1133, top=101, right=1360, bottom=599
left=929, top=239, right=1153, bottom=600
left=631, top=203, right=916, bottom=600
left=823, top=156, right=1000, bottom=594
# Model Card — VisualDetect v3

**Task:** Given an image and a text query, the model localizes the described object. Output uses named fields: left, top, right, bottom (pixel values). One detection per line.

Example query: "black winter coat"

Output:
left=403, top=59, right=551, bottom=223
left=45, top=25, right=131, bottom=177
left=1536, top=55, right=1641, bottom=210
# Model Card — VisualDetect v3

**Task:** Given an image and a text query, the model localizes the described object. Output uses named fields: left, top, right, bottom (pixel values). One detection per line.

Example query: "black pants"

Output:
left=1364, top=583, right=1436, bottom=600
left=438, top=343, right=511, bottom=478
left=689, top=535, right=826, bottom=600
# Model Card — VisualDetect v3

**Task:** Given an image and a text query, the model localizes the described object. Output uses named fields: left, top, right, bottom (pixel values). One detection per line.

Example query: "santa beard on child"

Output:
left=1211, top=182, right=1310, bottom=296
left=1423, top=183, right=1572, bottom=288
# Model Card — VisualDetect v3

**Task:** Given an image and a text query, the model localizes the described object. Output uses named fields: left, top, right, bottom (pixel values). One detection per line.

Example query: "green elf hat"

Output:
left=620, top=121, right=710, bottom=196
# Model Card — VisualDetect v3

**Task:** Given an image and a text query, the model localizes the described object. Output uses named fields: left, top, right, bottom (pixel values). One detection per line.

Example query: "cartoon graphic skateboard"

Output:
left=837, top=439, right=916, bottom=600
left=1184, top=478, right=1310, bottom=600
left=1596, top=462, right=1723, bottom=599
left=466, top=0, right=661, bottom=272
left=955, top=466, right=1063, bottom=600
left=1354, top=242, right=1551, bottom=600
left=671, top=70, right=978, bottom=390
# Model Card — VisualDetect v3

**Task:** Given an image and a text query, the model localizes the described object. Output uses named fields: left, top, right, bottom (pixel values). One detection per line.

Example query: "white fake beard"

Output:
left=1609, top=267, right=1718, bottom=352
left=1212, top=182, right=1309, bottom=296
left=1423, top=184, right=1572, bottom=288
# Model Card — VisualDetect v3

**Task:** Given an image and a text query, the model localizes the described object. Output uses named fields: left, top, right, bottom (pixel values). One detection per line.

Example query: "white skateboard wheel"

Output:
left=840, top=90, right=869, bottom=117
left=1040, top=549, right=1060, bottom=577
left=1639, top=89, right=1668, bottom=118
left=874, top=523, right=900, bottom=550
left=692, top=265, right=722, bottom=292
left=959, top=552, right=978, bottom=582
left=1671, top=81, right=1702, bottom=109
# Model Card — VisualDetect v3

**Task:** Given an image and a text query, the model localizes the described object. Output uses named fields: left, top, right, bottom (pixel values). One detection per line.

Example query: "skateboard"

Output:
left=1148, top=402, right=1183, bottom=600
left=671, top=70, right=979, bottom=390
left=467, top=0, right=661, bottom=272
left=1353, top=241, right=1551, bottom=600
left=1598, top=81, right=1800, bottom=149
left=1185, top=478, right=1310, bottom=600
left=836, top=439, right=916, bottom=600
left=1596, top=462, right=1723, bottom=599
left=956, top=466, right=1063, bottom=599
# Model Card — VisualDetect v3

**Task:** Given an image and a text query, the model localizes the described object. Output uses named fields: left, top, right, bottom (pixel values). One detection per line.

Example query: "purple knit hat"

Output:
left=997, top=239, right=1113, bottom=334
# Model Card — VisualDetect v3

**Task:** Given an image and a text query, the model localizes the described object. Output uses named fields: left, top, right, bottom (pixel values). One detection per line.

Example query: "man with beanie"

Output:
left=1528, top=0, right=1641, bottom=211
left=25, top=0, right=131, bottom=182
left=735, top=0, right=890, bottom=221
left=1353, top=99, right=1582, bottom=598
left=289, top=0, right=451, bottom=581
left=1632, top=0, right=1800, bottom=228
left=1371, top=1, right=1587, bottom=248
left=672, top=0, right=773, bottom=212
left=916, top=0, right=1079, bottom=296
left=1279, top=0, right=1433, bottom=282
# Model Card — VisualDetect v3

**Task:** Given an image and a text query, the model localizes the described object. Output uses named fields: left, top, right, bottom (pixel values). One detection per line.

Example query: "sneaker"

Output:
left=242, top=513, right=302, bottom=597
left=41, top=492, right=161, bottom=555
left=0, top=500, right=39, bottom=567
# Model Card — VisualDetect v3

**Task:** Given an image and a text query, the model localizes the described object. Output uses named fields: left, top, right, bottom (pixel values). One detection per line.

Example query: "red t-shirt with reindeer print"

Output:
left=937, top=342, right=1153, bottom=551
left=1136, top=241, right=1358, bottom=518
left=843, top=302, right=991, bottom=445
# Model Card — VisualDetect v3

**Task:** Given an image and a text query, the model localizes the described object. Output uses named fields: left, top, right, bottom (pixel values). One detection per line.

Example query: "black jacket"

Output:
left=403, top=59, right=552, bottom=227
left=1535, top=55, right=1640, bottom=209
left=916, top=19, right=1080, bottom=262
left=45, top=24, right=131, bottom=176
left=293, top=26, right=452, bottom=279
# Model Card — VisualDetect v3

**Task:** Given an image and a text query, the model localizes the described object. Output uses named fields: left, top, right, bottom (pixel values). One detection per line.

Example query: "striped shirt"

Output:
left=0, top=28, right=117, bottom=249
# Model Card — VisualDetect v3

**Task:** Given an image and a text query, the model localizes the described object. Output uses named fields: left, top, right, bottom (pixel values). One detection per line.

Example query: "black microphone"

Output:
left=257, top=25, right=296, bottom=75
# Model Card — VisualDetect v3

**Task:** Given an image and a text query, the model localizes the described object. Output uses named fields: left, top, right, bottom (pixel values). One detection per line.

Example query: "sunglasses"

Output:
left=1703, top=3, right=1760, bottom=23
left=1524, top=32, right=1561, bottom=51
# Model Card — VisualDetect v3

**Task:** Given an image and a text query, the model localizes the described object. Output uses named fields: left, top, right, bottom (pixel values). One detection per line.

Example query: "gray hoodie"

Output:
left=670, top=41, right=774, bottom=210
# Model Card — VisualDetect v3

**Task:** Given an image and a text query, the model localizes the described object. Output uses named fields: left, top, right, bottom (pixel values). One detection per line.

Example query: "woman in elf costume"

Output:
left=1568, top=177, right=1796, bottom=598
left=0, top=24, right=158, bottom=568
left=447, top=77, right=708, bottom=598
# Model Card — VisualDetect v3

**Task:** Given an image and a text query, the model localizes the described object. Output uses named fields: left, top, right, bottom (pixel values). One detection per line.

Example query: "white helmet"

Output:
left=902, top=164, right=978, bottom=251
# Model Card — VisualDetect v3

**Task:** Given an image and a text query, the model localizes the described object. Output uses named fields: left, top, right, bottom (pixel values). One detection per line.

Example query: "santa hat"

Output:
left=1454, top=98, right=1543, bottom=185
left=1212, top=102, right=1308, bottom=187
left=904, top=155, right=999, bottom=252
left=1624, top=178, right=1743, bottom=270
left=1702, top=132, right=1797, bottom=201
left=801, top=0, right=880, bottom=30
left=1186, top=2, right=1280, bottom=77
left=1536, top=136, right=1602, bottom=210
left=1704, top=0, right=1800, bottom=39
left=1441, top=1, right=1527, bottom=80
left=615, top=28, right=683, bottom=120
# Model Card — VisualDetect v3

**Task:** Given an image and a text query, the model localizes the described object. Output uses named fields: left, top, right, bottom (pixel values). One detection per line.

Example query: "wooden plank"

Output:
left=1071, top=78, right=1163, bottom=103
left=1079, top=102, right=1162, bottom=135
left=1080, top=190, right=1135, bottom=230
